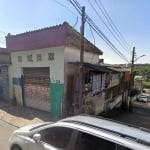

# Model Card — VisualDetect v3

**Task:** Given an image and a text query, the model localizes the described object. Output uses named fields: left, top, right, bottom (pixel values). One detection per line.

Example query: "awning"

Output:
left=84, top=63, right=115, bottom=73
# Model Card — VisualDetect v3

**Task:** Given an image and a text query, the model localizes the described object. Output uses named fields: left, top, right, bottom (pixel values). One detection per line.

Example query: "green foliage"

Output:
left=143, top=82, right=150, bottom=89
left=134, top=64, right=150, bottom=79
left=130, top=87, right=140, bottom=96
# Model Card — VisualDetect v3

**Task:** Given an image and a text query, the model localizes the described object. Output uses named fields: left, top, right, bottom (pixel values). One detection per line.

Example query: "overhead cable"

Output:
left=88, top=0, right=130, bottom=54
left=69, top=0, right=130, bottom=63
left=96, top=0, right=132, bottom=51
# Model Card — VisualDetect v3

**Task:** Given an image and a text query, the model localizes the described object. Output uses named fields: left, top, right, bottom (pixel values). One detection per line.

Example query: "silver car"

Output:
left=9, top=115, right=150, bottom=150
left=137, top=95, right=148, bottom=102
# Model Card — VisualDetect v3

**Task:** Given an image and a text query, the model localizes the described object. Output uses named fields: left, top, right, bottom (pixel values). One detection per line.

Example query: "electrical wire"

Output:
left=54, top=0, right=77, bottom=16
left=88, top=0, right=130, bottom=54
left=68, top=0, right=130, bottom=63
left=89, top=24, right=96, bottom=45
left=96, top=0, right=132, bottom=51
left=87, top=16, right=130, bottom=63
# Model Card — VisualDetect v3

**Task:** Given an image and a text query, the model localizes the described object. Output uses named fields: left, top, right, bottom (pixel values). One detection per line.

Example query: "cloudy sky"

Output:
left=0, top=0, right=149, bottom=64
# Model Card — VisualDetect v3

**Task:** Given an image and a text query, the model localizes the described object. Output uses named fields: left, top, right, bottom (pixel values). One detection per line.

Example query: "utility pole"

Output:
left=131, top=47, right=135, bottom=75
left=80, top=6, right=85, bottom=65
left=128, top=47, right=135, bottom=109
left=80, top=6, right=85, bottom=113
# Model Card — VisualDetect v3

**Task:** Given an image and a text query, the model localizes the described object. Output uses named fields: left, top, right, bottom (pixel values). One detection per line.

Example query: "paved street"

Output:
left=0, top=120, right=17, bottom=150
left=107, top=102, right=150, bottom=129
left=0, top=101, right=150, bottom=150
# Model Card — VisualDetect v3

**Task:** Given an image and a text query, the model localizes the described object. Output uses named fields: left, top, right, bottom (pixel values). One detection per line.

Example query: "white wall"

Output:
left=10, top=47, right=65, bottom=84
left=64, top=47, right=100, bottom=64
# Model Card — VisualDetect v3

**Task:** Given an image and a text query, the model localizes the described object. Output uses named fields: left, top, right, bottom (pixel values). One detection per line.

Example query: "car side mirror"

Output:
left=33, top=133, right=41, bottom=143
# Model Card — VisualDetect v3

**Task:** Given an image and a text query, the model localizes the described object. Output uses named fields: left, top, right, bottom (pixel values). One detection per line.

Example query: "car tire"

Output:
left=11, top=144, right=22, bottom=150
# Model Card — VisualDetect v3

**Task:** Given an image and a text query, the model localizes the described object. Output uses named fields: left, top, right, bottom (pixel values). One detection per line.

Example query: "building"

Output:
left=0, top=48, right=10, bottom=101
left=6, top=22, right=103, bottom=117
left=6, top=22, right=131, bottom=117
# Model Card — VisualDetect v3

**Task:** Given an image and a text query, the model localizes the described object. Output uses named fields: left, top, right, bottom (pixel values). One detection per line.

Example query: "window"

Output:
left=36, top=54, right=42, bottom=61
left=27, top=55, right=33, bottom=62
left=74, top=131, right=133, bottom=150
left=38, top=127, right=73, bottom=149
left=18, top=56, right=22, bottom=62
left=48, top=52, right=54, bottom=61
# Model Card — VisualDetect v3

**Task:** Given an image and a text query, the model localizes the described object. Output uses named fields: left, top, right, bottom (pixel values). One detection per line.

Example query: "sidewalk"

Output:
left=0, top=101, right=59, bottom=128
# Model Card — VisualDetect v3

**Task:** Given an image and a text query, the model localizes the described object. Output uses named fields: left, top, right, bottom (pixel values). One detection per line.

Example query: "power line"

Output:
left=89, top=24, right=96, bottom=45
left=68, top=0, right=82, bottom=15
left=88, top=0, right=130, bottom=54
left=69, top=0, right=130, bottom=63
left=87, top=16, right=130, bottom=63
left=54, top=0, right=77, bottom=16
left=96, top=0, right=132, bottom=51
left=75, top=0, right=130, bottom=62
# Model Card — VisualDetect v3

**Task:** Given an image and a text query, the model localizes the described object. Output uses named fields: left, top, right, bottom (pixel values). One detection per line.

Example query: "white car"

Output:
left=137, top=95, right=148, bottom=102
left=9, top=115, right=150, bottom=150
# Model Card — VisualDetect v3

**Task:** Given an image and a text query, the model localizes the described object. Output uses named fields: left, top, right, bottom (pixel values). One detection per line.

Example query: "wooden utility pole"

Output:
left=80, top=6, right=85, bottom=64
left=129, top=47, right=135, bottom=96
left=80, top=6, right=85, bottom=113
left=131, top=47, right=135, bottom=74
left=127, top=47, right=135, bottom=110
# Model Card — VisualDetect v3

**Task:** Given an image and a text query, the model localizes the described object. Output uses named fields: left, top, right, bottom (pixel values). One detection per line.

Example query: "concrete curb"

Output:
left=0, top=102, right=58, bottom=128
left=0, top=108, right=44, bottom=128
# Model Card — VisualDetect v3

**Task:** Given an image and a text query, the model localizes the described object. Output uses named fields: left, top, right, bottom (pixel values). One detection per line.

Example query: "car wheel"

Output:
left=11, top=144, right=22, bottom=150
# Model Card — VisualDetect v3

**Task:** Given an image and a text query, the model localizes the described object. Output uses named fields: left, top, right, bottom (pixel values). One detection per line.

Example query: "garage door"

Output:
left=23, top=67, right=50, bottom=112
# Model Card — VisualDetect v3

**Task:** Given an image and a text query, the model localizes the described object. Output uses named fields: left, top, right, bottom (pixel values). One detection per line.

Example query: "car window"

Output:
left=74, top=131, right=133, bottom=150
left=38, top=126, right=73, bottom=149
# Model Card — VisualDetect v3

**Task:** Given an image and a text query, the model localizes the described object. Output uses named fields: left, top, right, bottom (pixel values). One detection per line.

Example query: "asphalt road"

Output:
left=108, top=102, right=150, bottom=129
left=0, top=120, right=17, bottom=150
left=0, top=101, right=150, bottom=150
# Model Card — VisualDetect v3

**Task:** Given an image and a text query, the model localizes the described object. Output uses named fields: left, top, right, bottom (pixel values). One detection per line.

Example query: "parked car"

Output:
left=9, top=115, right=150, bottom=150
left=137, top=95, right=148, bottom=102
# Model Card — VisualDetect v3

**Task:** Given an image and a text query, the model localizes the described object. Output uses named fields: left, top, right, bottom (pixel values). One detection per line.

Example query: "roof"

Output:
left=68, top=62, right=116, bottom=73
left=84, top=63, right=115, bottom=73
left=60, top=115, right=150, bottom=147
left=135, top=76, right=143, bottom=80
left=100, top=63, right=130, bottom=72
left=0, top=47, right=9, bottom=54
left=6, top=22, right=103, bottom=55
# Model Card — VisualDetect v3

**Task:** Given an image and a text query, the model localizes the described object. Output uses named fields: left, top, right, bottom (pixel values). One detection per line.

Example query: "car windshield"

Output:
left=29, top=123, right=53, bottom=131
left=140, top=96, right=147, bottom=98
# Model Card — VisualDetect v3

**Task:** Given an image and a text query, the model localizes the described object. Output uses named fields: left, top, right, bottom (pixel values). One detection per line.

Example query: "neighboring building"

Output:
left=80, top=64, right=130, bottom=115
left=6, top=22, right=103, bottom=117
left=0, top=48, right=10, bottom=101
left=134, top=76, right=143, bottom=92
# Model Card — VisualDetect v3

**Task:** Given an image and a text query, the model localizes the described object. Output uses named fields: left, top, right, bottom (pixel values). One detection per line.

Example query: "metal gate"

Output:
left=23, top=67, right=50, bottom=112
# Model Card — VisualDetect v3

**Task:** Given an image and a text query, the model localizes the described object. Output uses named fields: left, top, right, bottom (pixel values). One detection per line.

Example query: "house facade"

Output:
left=6, top=22, right=103, bottom=117
left=0, top=48, right=10, bottom=101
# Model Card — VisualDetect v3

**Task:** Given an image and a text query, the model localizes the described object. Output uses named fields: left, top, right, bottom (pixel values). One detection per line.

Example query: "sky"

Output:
left=0, top=0, right=149, bottom=64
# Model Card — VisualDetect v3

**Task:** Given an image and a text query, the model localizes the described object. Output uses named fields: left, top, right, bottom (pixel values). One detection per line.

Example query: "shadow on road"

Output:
left=0, top=101, right=58, bottom=123
left=104, top=102, right=150, bottom=129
